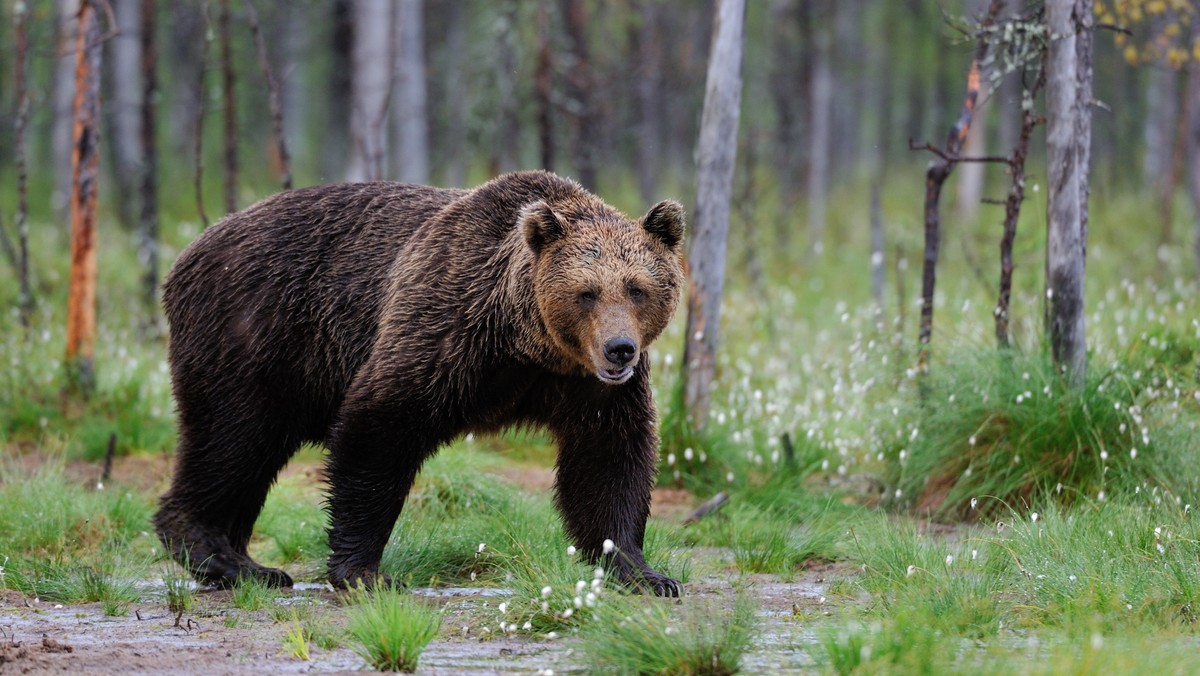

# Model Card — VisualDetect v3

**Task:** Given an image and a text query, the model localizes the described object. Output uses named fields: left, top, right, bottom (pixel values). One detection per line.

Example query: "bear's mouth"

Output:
left=597, top=365, right=634, bottom=384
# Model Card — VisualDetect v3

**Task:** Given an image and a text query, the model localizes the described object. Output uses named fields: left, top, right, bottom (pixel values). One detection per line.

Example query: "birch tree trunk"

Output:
left=53, top=0, right=82, bottom=219
left=348, top=0, right=392, bottom=181
left=66, top=0, right=102, bottom=395
left=682, top=0, right=745, bottom=428
left=1044, top=0, right=1089, bottom=383
left=14, top=0, right=33, bottom=329
left=108, top=0, right=141, bottom=231
left=391, top=0, right=429, bottom=184
left=806, top=22, right=833, bottom=257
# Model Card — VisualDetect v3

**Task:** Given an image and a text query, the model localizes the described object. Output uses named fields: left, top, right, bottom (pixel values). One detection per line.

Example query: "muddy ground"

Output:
left=0, top=567, right=831, bottom=674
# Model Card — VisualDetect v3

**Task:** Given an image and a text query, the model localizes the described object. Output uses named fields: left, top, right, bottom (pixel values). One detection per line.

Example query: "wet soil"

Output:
left=0, top=567, right=836, bottom=674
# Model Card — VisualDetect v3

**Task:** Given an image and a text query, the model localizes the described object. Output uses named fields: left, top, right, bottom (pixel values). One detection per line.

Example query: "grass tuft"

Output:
left=345, top=585, right=441, bottom=672
left=580, top=594, right=758, bottom=675
left=882, top=348, right=1200, bottom=519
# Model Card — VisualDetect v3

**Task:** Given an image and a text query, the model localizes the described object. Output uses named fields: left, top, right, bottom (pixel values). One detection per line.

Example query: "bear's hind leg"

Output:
left=155, top=416, right=300, bottom=588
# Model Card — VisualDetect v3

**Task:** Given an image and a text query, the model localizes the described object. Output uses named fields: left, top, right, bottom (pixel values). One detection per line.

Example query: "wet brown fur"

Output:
left=153, top=171, right=686, bottom=595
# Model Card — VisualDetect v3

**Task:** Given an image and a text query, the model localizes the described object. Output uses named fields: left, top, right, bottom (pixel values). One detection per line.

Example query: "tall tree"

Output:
left=391, top=0, right=428, bottom=184
left=535, top=0, right=555, bottom=174
left=139, top=0, right=160, bottom=329
left=634, top=0, right=663, bottom=203
left=347, top=0, right=392, bottom=182
left=66, top=0, right=102, bottom=394
left=108, top=0, right=141, bottom=231
left=682, top=0, right=746, bottom=428
left=219, top=0, right=237, bottom=212
left=441, top=0, right=469, bottom=185
left=1188, top=24, right=1200, bottom=277
left=53, top=0, right=82, bottom=220
left=14, top=0, right=32, bottom=329
left=1044, top=0, right=1091, bottom=382
left=561, top=0, right=597, bottom=190
left=243, top=0, right=292, bottom=190
left=324, top=0, right=355, bottom=180
left=806, top=1, right=833, bottom=257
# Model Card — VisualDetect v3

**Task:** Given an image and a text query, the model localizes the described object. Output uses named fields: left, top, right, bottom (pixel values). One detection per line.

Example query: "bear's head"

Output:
left=521, top=198, right=685, bottom=384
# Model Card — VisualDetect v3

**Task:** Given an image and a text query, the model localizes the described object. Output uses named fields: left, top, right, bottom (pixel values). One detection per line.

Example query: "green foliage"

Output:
left=580, top=594, right=758, bottom=676
left=345, top=585, right=441, bottom=673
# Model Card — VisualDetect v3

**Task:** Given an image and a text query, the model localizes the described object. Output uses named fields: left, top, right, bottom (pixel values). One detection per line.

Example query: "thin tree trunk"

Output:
left=281, top=5, right=308, bottom=170
left=443, top=0, right=468, bottom=185
left=1076, top=0, right=1093, bottom=262
left=682, top=0, right=745, bottom=429
left=14, top=0, right=33, bottom=330
left=219, top=0, right=237, bottom=212
left=1188, top=29, right=1200, bottom=278
left=391, top=0, right=428, bottom=184
left=193, top=1, right=211, bottom=229
left=243, top=0, right=292, bottom=190
left=954, top=0, right=991, bottom=224
left=769, top=0, right=802, bottom=226
left=561, top=0, right=597, bottom=190
left=915, top=0, right=1003, bottom=377
left=347, top=0, right=391, bottom=182
left=54, top=0, right=82, bottom=221
left=1162, top=81, right=1189, bottom=246
left=139, top=0, right=159, bottom=332
left=1143, top=67, right=1178, bottom=191
left=66, top=0, right=102, bottom=395
left=870, top=180, right=885, bottom=323
left=324, top=0, right=354, bottom=180
left=108, top=0, right=141, bottom=231
left=1044, top=0, right=1088, bottom=383
left=535, top=0, right=555, bottom=173
left=806, top=18, right=832, bottom=257
left=490, top=1, right=520, bottom=176
left=995, top=64, right=1045, bottom=348
left=634, top=0, right=662, bottom=203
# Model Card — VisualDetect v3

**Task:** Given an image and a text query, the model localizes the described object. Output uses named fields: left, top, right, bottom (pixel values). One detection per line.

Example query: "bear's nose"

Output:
left=604, top=337, right=637, bottom=365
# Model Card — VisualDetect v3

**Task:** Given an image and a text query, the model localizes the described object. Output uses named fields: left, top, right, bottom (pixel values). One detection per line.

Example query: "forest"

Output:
left=2, top=0, right=1200, bottom=673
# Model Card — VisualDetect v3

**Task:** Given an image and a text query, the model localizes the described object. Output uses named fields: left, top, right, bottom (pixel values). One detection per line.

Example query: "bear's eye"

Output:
left=579, top=290, right=597, bottom=303
left=628, top=285, right=645, bottom=300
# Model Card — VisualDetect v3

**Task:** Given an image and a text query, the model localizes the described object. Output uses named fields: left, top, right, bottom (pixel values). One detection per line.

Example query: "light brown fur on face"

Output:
left=522, top=199, right=684, bottom=384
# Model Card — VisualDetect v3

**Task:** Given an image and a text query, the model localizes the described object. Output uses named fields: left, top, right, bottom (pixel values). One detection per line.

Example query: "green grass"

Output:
left=880, top=347, right=1200, bottom=519
left=580, top=594, right=758, bottom=675
left=345, top=585, right=442, bottom=672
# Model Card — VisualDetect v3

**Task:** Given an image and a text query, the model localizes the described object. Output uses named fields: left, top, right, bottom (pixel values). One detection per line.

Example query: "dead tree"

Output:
left=682, top=0, right=746, bottom=428
left=66, top=0, right=103, bottom=394
left=242, top=0, right=292, bottom=190
left=561, top=0, right=597, bottom=190
left=995, top=63, right=1045, bottom=348
left=909, top=0, right=1003, bottom=377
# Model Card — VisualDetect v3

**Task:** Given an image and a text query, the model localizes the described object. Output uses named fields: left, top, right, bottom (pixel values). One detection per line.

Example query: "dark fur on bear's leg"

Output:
left=546, top=361, right=681, bottom=598
left=324, top=389, right=436, bottom=590
left=153, top=397, right=300, bottom=588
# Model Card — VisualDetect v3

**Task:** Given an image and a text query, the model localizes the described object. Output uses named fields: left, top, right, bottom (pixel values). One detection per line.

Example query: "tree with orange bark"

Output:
left=66, top=0, right=103, bottom=395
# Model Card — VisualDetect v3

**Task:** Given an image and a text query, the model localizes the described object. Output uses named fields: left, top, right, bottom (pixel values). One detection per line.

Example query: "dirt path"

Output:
left=0, top=566, right=832, bottom=674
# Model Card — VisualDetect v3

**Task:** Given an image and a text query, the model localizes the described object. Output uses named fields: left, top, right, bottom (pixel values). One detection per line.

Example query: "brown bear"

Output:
left=153, top=171, right=685, bottom=596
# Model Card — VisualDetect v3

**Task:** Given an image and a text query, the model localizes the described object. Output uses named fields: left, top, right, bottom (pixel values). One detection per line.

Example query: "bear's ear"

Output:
left=641, top=200, right=685, bottom=250
left=521, top=200, right=568, bottom=255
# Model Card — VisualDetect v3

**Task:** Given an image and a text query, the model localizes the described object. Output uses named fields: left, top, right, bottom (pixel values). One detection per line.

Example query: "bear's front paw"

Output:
left=617, top=566, right=681, bottom=597
left=328, top=566, right=399, bottom=591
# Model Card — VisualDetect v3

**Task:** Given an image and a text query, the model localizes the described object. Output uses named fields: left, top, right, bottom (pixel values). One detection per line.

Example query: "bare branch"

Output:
left=242, top=0, right=292, bottom=191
